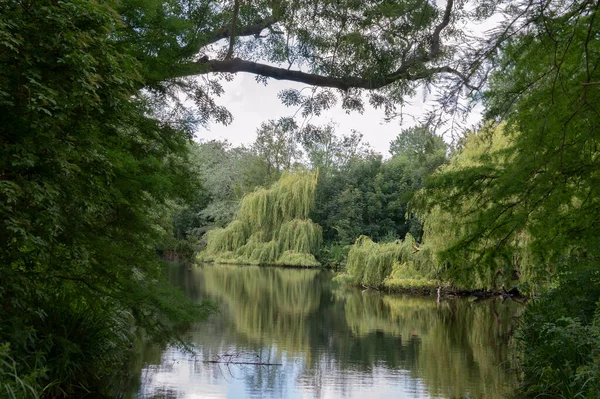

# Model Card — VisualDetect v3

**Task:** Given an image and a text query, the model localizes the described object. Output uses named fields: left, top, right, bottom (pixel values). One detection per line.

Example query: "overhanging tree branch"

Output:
left=171, top=0, right=475, bottom=91
left=182, top=59, right=472, bottom=90
left=179, top=16, right=278, bottom=61
left=225, top=0, right=241, bottom=59
left=428, top=0, right=454, bottom=59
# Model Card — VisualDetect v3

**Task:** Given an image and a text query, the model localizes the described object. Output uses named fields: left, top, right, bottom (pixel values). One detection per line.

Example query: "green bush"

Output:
left=199, top=171, right=323, bottom=266
left=0, top=0, right=215, bottom=396
left=0, top=344, right=40, bottom=399
left=344, top=234, right=424, bottom=286
left=514, top=259, right=600, bottom=398
left=1, top=292, right=134, bottom=398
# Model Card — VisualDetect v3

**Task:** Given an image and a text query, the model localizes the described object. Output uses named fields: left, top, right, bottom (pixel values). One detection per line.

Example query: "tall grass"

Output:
left=1, top=292, right=135, bottom=398
left=0, top=345, right=39, bottom=399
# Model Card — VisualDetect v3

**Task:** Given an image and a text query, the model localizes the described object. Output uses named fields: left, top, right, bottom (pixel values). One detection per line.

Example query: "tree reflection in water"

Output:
left=133, top=264, right=520, bottom=399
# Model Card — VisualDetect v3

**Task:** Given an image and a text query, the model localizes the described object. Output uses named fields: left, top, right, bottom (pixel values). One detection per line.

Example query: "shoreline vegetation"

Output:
left=3, top=0, right=598, bottom=397
left=198, top=171, right=323, bottom=267
left=195, top=165, right=529, bottom=299
left=194, top=260, right=524, bottom=300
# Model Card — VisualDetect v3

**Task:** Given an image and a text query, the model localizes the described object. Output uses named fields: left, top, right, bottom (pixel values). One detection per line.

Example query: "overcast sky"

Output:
left=195, top=72, right=483, bottom=156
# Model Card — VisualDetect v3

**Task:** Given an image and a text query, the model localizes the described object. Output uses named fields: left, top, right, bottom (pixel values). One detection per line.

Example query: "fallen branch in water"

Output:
left=205, top=360, right=282, bottom=366
left=205, top=352, right=282, bottom=366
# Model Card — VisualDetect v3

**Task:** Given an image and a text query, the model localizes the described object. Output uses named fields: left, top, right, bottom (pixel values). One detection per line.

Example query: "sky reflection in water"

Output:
left=133, top=264, right=521, bottom=399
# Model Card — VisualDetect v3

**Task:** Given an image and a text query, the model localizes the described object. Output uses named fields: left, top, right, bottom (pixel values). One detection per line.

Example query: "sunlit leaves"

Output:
left=200, top=171, right=322, bottom=266
left=414, top=0, right=600, bottom=291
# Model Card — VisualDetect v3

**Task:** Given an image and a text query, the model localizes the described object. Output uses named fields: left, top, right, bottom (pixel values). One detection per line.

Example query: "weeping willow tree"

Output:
left=416, top=124, right=543, bottom=290
left=339, top=125, right=544, bottom=291
left=342, top=234, right=440, bottom=288
left=199, top=170, right=322, bottom=266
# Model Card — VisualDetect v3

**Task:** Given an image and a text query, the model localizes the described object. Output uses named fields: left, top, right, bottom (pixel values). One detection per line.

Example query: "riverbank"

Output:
left=196, top=256, right=321, bottom=268
left=334, top=271, right=525, bottom=300
left=197, top=261, right=526, bottom=301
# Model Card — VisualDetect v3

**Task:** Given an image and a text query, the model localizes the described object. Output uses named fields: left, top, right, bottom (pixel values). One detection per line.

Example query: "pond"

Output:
left=129, top=264, right=521, bottom=399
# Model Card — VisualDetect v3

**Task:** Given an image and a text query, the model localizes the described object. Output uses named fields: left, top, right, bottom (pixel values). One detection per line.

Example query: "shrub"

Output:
left=514, top=258, right=600, bottom=398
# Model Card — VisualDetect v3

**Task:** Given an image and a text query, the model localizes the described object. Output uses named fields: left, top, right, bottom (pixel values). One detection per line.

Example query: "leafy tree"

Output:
left=167, top=139, right=277, bottom=259
left=389, top=125, right=447, bottom=175
left=414, top=2, right=600, bottom=392
left=189, top=140, right=265, bottom=228
left=108, top=0, right=484, bottom=127
left=199, top=171, right=322, bottom=266
left=252, top=117, right=302, bottom=181
left=0, top=1, right=212, bottom=396
left=311, top=126, right=447, bottom=247
left=417, top=125, right=540, bottom=289
left=418, top=0, right=600, bottom=285
left=512, top=257, right=600, bottom=398
left=299, top=124, right=370, bottom=172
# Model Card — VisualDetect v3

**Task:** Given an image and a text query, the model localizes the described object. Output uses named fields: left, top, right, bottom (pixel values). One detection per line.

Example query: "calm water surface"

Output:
left=131, top=264, right=520, bottom=399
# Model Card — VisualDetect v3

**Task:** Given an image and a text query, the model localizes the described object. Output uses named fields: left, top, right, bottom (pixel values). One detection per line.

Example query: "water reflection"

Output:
left=133, top=264, right=520, bottom=398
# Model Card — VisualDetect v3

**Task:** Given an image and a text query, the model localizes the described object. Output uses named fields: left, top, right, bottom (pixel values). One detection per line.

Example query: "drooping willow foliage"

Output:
left=199, top=170, right=322, bottom=266
left=417, top=124, right=543, bottom=290
left=341, top=126, right=536, bottom=290
left=344, top=234, right=439, bottom=287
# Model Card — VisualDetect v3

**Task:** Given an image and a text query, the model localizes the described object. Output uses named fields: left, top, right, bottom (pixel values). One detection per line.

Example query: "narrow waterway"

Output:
left=130, top=264, right=520, bottom=398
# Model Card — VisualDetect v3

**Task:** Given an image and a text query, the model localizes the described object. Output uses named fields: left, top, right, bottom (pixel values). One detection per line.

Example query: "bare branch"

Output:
left=428, top=0, right=454, bottom=59
left=204, top=16, right=277, bottom=47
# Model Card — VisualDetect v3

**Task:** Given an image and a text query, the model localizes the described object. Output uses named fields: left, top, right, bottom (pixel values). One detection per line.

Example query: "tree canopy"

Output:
left=109, top=0, right=501, bottom=129
left=0, top=1, right=213, bottom=396
left=418, top=0, right=600, bottom=283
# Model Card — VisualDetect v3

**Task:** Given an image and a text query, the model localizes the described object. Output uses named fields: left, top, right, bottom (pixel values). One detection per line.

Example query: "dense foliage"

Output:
left=419, top=2, right=600, bottom=290
left=199, top=171, right=322, bottom=266
left=193, top=124, right=447, bottom=269
left=415, top=125, right=541, bottom=290
left=416, top=0, right=600, bottom=395
left=514, top=259, right=600, bottom=398
left=300, top=124, right=446, bottom=260
left=0, top=1, right=212, bottom=397
left=113, top=0, right=477, bottom=120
